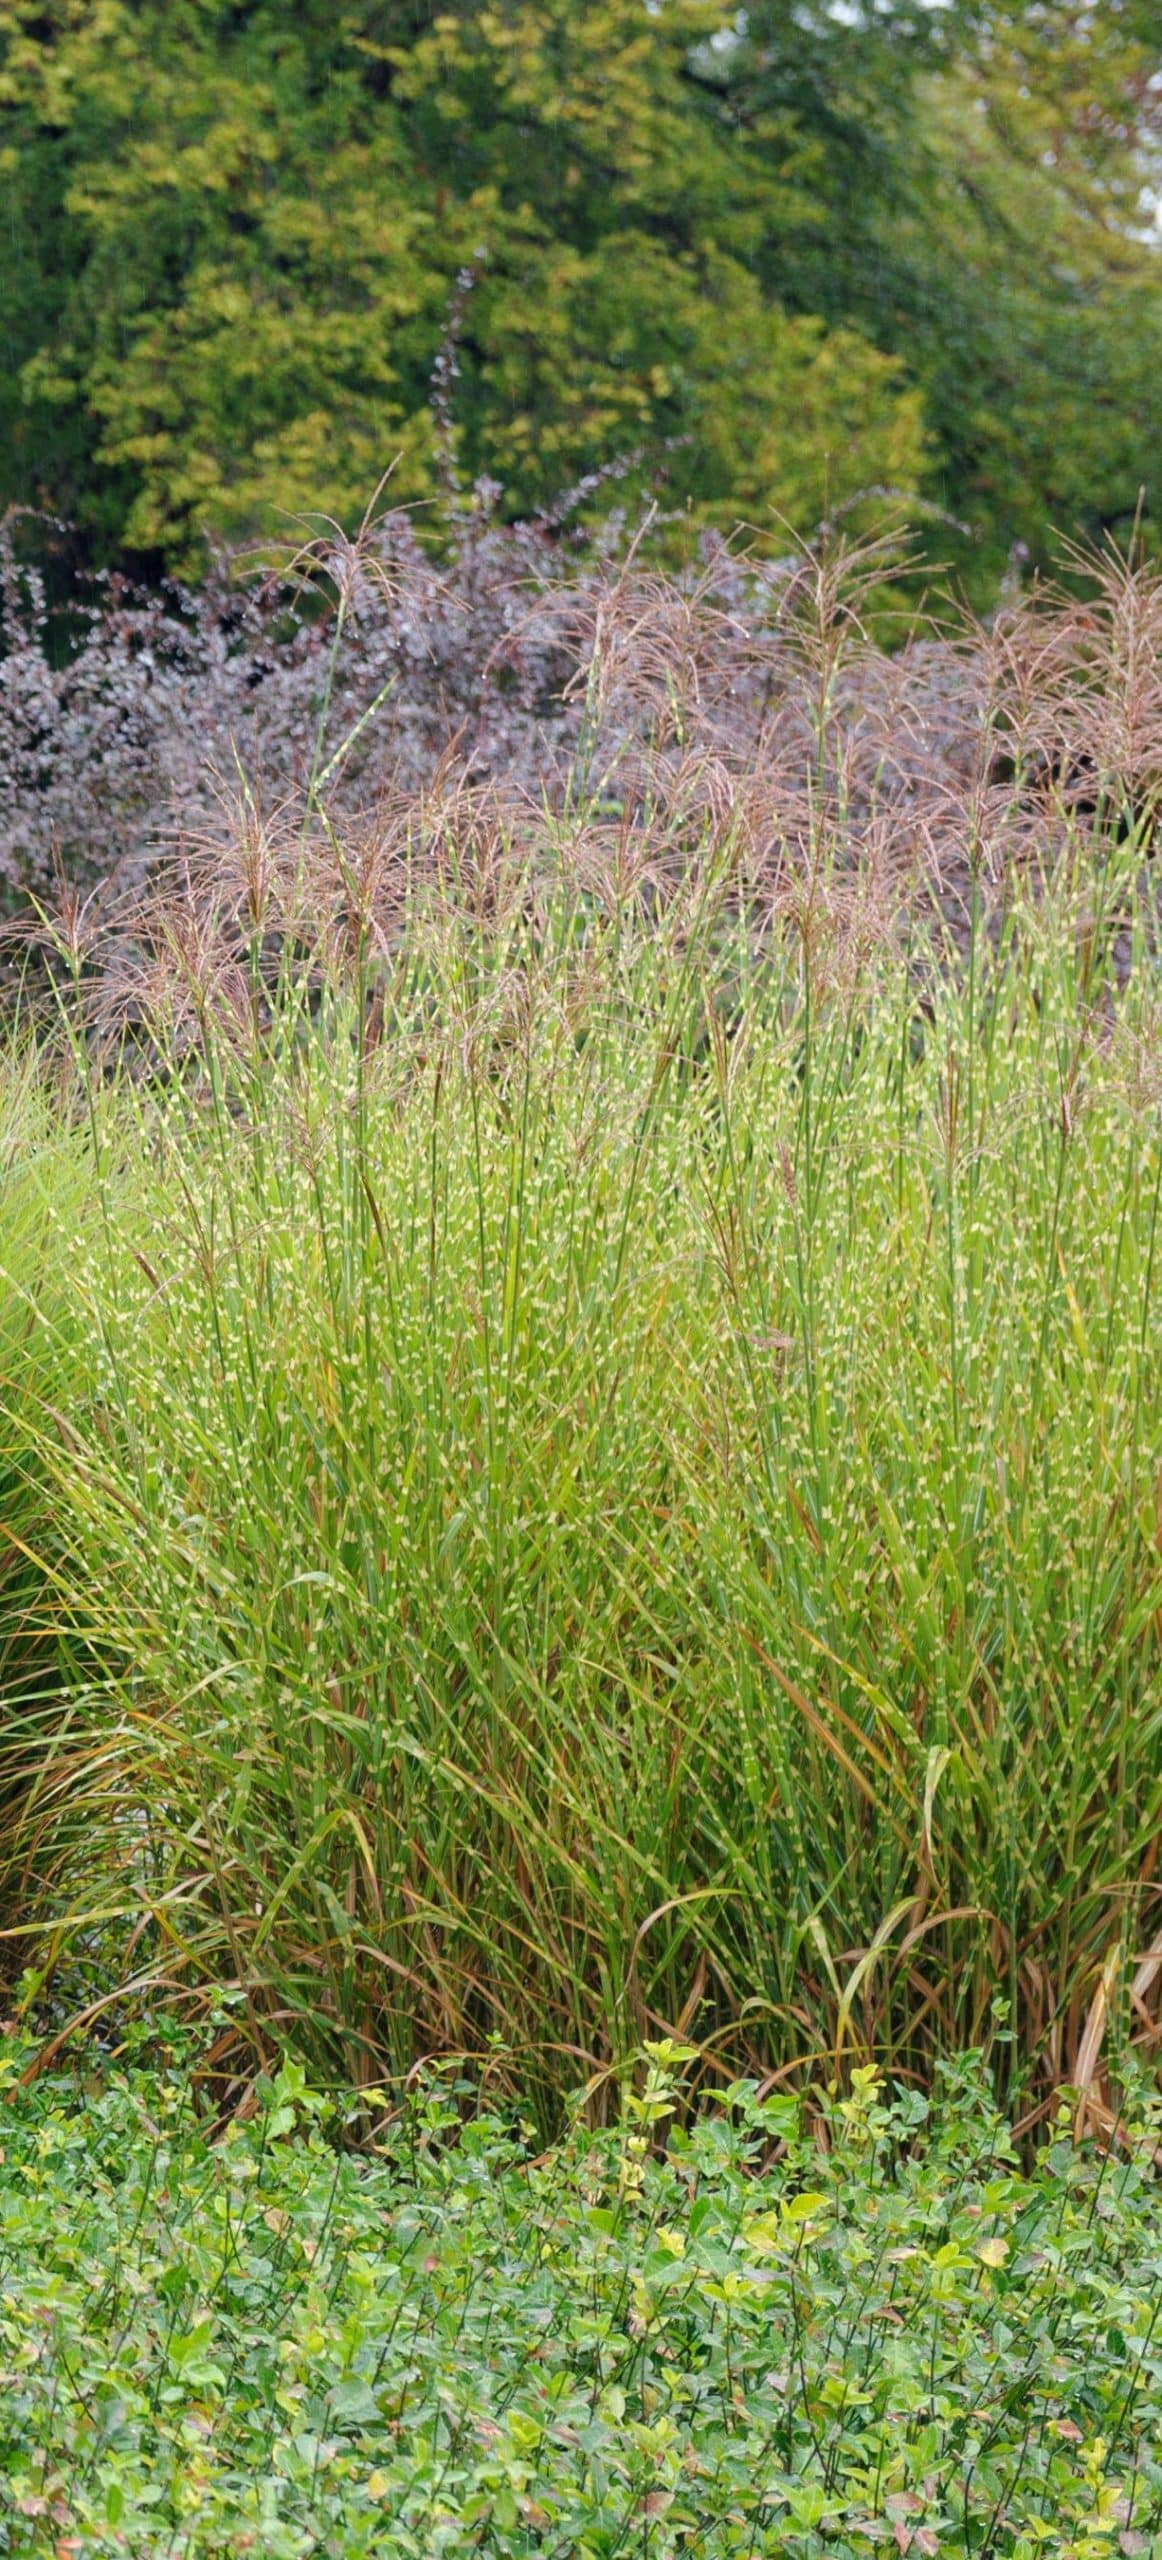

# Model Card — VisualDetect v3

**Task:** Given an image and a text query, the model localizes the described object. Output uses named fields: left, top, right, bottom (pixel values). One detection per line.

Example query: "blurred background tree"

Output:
left=0, top=0, right=1158, bottom=597
left=727, top=1, right=1162, bottom=592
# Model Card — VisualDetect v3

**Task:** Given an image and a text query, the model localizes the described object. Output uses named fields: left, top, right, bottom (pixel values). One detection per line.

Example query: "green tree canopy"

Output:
left=0, top=1, right=1159, bottom=591
left=726, top=2, right=1162, bottom=589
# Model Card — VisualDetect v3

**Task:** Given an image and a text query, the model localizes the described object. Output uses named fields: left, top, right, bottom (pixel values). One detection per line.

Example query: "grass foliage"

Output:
left=3, top=2041, right=1162, bottom=2556
left=1, top=820, right=1159, bottom=2121
left=0, top=1058, right=90, bottom=1913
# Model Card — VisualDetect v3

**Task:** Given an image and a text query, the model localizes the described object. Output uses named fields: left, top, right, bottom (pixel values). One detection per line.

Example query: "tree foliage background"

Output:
left=0, top=0, right=1159, bottom=595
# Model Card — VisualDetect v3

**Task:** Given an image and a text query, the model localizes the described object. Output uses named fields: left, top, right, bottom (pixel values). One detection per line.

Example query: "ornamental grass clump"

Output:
left=3, top=761, right=1158, bottom=2125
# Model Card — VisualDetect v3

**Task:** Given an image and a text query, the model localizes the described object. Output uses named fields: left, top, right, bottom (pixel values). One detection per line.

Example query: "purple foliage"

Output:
left=2, top=494, right=1159, bottom=967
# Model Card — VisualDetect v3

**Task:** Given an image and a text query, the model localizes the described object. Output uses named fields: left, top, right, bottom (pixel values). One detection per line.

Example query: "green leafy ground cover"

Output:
left=2, top=2043, right=1162, bottom=2559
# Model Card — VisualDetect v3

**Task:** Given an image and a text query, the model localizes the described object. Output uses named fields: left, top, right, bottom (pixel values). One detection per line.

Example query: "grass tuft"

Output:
left=3, top=818, right=1159, bottom=2124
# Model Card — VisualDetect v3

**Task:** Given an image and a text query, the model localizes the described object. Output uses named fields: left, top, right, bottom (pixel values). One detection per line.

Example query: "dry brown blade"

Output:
left=1074, top=1951, right=1118, bottom=2091
left=1128, top=1925, right=1162, bottom=2036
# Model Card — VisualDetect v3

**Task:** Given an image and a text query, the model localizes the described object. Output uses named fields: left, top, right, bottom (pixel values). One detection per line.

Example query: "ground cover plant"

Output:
left=3, top=2038, right=1162, bottom=2558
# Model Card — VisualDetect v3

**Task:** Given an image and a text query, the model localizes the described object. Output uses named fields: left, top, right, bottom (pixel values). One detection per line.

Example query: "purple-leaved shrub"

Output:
left=2, top=493, right=1159, bottom=970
